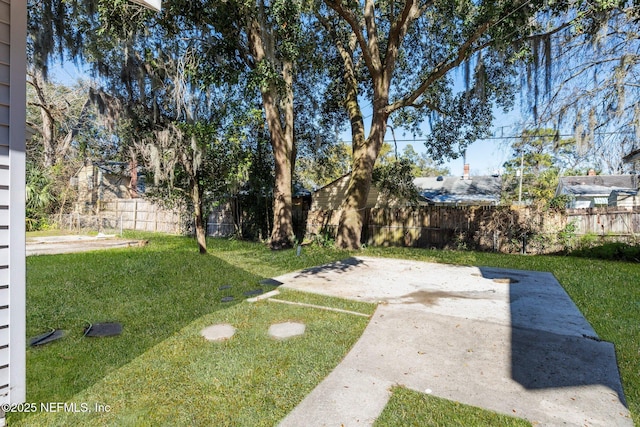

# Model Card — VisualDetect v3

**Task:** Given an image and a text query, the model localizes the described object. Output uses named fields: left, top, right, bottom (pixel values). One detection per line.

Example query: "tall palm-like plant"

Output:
left=25, top=162, right=56, bottom=231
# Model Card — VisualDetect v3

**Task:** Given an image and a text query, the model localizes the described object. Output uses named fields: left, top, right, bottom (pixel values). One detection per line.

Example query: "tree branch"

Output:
left=384, top=0, right=426, bottom=84
left=386, top=21, right=492, bottom=114
left=325, top=0, right=376, bottom=74
left=406, top=99, right=446, bottom=114
left=363, top=0, right=382, bottom=73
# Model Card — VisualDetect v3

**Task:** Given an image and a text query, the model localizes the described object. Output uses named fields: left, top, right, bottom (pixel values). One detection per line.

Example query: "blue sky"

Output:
left=356, top=104, right=524, bottom=177
left=382, top=127, right=517, bottom=177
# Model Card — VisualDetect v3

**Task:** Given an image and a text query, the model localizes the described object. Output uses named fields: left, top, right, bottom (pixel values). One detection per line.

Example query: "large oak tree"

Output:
left=316, top=0, right=617, bottom=249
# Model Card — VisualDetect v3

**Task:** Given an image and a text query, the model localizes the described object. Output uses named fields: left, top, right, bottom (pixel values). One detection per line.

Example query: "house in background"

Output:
left=622, top=148, right=640, bottom=165
left=609, top=189, right=639, bottom=208
left=73, top=160, right=144, bottom=213
left=311, top=174, right=386, bottom=210
left=414, top=165, right=502, bottom=206
left=555, top=170, right=639, bottom=208
left=311, top=165, right=502, bottom=210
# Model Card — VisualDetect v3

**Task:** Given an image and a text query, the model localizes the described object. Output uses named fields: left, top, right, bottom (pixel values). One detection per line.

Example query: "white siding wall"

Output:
left=0, top=0, right=26, bottom=410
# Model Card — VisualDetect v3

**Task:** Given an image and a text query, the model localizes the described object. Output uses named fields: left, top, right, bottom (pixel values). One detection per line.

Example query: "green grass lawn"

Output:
left=13, top=233, right=639, bottom=425
left=14, top=233, right=364, bottom=425
left=17, top=292, right=374, bottom=426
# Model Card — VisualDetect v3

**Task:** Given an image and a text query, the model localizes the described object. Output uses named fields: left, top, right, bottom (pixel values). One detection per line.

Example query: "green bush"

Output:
left=547, top=194, right=574, bottom=210
left=557, top=221, right=577, bottom=251
left=577, top=232, right=600, bottom=249
left=25, top=163, right=56, bottom=231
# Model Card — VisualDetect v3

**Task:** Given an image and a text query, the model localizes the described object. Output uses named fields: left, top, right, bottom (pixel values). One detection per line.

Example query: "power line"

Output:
left=339, top=130, right=636, bottom=144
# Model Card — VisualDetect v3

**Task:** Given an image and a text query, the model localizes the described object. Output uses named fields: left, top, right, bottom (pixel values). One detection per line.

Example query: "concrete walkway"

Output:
left=26, top=234, right=145, bottom=256
left=273, top=256, right=632, bottom=427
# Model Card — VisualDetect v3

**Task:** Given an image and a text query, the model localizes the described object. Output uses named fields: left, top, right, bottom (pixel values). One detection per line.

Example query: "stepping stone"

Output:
left=244, top=289, right=263, bottom=297
left=268, top=322, right=306, bottom=340
left=221, top=296, right=235, bottom=303
left=218, top=285, right=232, bottom=290
left=201, top=324, right=236, bottom=342
left=260, top=279, right=283, bottom=287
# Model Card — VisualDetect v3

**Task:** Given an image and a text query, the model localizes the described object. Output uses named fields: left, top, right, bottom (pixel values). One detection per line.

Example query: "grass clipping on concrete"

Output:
left=18, top=294, right=373, bottom=426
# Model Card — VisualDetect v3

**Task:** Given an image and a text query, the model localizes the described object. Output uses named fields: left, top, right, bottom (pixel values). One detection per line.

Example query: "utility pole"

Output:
left=518, top=151, right=524, bottom=204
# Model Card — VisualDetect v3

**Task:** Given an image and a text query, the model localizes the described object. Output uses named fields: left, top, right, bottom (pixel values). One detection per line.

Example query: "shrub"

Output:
left=547, top=194, right=574, bottom=210
left=557, top=221, right=577, bottom=251
left=569, top=242, right=640, bottom=262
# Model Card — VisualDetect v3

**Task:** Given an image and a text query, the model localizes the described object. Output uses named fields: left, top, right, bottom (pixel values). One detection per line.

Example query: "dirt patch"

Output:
left=492, top=277, right=520, bottom=284
left=403, top=290, right=485, bottom=306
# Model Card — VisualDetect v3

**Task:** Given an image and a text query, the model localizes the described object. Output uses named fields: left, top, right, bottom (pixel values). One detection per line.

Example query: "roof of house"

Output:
left=622, top=148, right=640, bottom=163
left=413, top=175, right=502, bottom=205
left=556, top=175, right=638, bottom=197
left=77, top=161, right=133, bottom=177
left=313, top=173, right=350, bottom=193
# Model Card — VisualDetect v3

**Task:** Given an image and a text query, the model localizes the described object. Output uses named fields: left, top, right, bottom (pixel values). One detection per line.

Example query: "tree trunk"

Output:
left=333, top=30, right=389, bottom=249
left=191, top=178, right=207, bottom=254
left=336, top=112, right=387, bottom=249
left=129, top=148, right=138, bottom=198
left=41, top=107, right=56, bottom=168
left=248, top=15, right=295, bottom=250
left=270, top=137, right=294, bottom=249
left=265, top=61, right=295, bottom=250
left=29, top=68, right=57, bottom=168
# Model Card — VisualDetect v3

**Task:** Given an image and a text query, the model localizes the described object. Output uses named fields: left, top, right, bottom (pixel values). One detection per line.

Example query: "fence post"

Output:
left=134, top=199, right=138, bottom=231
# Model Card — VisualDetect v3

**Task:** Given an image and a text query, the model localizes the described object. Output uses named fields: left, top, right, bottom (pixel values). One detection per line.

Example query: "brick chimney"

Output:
left=463, top=164, right=470, bottom=180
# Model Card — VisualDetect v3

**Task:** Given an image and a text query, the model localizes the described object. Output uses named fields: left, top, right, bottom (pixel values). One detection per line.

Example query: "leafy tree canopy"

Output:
left=501, top=129, right=582, bottom=206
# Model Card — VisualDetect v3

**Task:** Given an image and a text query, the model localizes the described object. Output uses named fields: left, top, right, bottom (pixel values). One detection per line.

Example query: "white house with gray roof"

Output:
left=555, top=174, right=639, bottom=208
left=311, top=169, right=503, bottom=210
left=414, top=175, right=502, bottom=206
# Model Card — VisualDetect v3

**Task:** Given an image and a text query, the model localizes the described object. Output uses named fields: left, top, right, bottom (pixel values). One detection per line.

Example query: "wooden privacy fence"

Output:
left=566, top=208, right=640, bottom=237
left=207, top=204, right=236, bottom=237
left=62, top=201, right=640, bottom=252
left=206, top=201, right=309, bottom=240
left=306, top=206, right=640, bottom=253
left=63, top=199, right=184, bottom=234
left=101, top=199, right=184, bottom=234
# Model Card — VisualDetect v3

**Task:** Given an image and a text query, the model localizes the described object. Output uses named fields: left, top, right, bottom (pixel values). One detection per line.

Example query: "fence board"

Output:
left=63, top=198, right=184, bottom=234
left=307, top=206, right=640, bottom=254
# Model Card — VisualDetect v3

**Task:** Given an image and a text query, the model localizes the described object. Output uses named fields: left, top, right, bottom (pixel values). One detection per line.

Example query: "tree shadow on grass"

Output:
left=23, top=247, right=272, bottom=411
